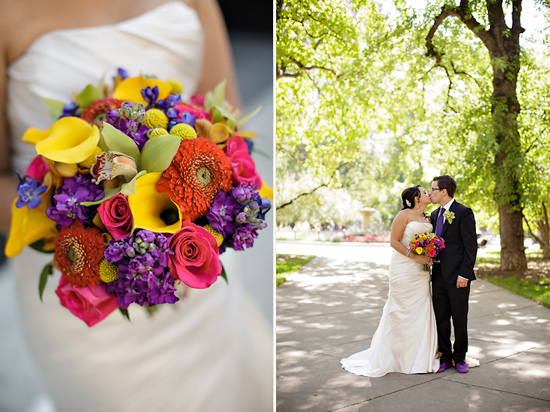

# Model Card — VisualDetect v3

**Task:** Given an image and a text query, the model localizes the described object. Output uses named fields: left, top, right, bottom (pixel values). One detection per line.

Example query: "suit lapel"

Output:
left=440, top=201, right=459, bottom=238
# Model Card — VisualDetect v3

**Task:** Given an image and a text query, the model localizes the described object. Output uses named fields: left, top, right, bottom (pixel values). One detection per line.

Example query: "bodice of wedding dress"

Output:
left=7, top=1, right=203, bottom=173
left=5, top=3, right=272, bottom=411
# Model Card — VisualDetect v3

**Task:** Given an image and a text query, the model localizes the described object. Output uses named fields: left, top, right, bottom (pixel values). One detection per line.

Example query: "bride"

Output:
left=341, top=185, right=440, bottom=377
left=0, top=1, right=272, bottom=411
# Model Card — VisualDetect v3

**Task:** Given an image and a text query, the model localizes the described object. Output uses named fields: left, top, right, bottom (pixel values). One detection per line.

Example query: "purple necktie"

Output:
left=435, top=208, right=446, bottom=238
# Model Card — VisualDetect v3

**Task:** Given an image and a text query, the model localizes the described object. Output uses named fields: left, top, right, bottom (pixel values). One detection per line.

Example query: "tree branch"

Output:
left=511, top=0, right=526, bottom=39
left=277, top=162, right=352, bottom=210
left=523, top=214, right=544, bottom=245
left=426, top=1, right=493, bottom=67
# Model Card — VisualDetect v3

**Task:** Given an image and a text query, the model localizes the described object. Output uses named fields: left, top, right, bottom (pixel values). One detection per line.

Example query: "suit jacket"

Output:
left=431, top=201, right=477, bottom=283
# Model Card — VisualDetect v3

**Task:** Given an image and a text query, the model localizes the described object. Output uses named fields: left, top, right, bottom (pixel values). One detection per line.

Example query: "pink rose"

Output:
left=98, top=194, right=133, bottom=241
left=428, top=250, right=436, bottom=257
left=168, top=220, right=222, bottom=289
left=55, top=275, right=118, bottom=327
left=25, top=156, right=50, bottom=182
left=174, top=103, right=212, bottom=122
left=225, top=136, right=262, bottom=189
left=190, top=95, right=205, bottom=106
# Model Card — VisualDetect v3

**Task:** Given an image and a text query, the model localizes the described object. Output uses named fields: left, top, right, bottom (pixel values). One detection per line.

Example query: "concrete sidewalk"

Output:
left=276, top=242, right=550, bottom=412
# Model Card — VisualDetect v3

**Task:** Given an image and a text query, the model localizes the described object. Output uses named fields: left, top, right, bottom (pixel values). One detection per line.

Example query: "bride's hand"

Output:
left=413, top=255, right=432, bottom=266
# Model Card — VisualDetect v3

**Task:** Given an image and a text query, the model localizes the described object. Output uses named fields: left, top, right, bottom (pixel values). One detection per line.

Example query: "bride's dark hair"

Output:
left=401, top=185, right=421, bottom=210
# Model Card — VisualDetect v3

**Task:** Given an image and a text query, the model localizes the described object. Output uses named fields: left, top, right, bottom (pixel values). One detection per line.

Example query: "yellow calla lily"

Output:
left=34, top=117, right=100, bottom=164
left=5, top=198, right=57, bottom=258
left=258, top=179, right=273, bottom=201
left=113, top=76, right=172, bottom=105
left=23, top=126, right=52, bottom=145
left=128, top=172, right=182, bottom=233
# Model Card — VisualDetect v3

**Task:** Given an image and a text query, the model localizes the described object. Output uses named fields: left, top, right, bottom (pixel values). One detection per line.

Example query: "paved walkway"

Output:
left=276, top=241, right=550, bottom=412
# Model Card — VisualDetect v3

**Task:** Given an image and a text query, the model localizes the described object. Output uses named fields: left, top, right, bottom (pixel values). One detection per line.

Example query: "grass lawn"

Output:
left=475, top=249, right=550, bottom=308
left=276, top=254, right=315, bottom=286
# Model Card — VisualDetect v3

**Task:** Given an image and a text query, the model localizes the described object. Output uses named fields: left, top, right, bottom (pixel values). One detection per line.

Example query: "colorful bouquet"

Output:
left=408, top=232, right=445, bottom=271
left=5, top=68, right=271, bottom=326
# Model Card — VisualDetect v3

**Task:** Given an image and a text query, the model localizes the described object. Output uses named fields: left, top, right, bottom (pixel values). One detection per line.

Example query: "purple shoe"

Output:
left=455, top=361, right=469, bottom=373
left=437, top=362, right=453, bottom=373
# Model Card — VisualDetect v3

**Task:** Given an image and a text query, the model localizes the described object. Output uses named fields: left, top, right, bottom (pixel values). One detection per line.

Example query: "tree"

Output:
left=277, top=0, right=550, bottom=269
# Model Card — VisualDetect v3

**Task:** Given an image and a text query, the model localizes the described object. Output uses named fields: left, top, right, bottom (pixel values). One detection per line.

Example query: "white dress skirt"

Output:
left=341, top=222, right=440, bottom=377
left=6, top=3, right=272, bottom=411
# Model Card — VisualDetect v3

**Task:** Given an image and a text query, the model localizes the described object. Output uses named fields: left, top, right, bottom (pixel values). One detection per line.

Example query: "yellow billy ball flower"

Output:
left=149, top=127, right=169, bottom=138
left=144, top=108, right=168, bottom=130
left=170, top=123, right=197, bottom=141
left=98, top=258, right=119, bottom=283
left=203, top=224, right=224, bottom=247
left=166, top=78, right=183, bottom=94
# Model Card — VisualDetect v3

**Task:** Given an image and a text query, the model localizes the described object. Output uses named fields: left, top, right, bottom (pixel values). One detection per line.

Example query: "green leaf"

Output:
left=204, top=91, right=213, bottom=111
left=81, top=187, right=122, bottom=206
left=236, top=106, right=262, bottom=127
left=29, top=238, right=55, bottom=254
left=120, top=170, right=147, bottom=195
left=41, top=97, right=66, bottom=120
left=138, top=134, right=180, bottom=172
left=220, top=263, right=228, bottom=284
left=119, top=308, right=131, bottom=321
left=75, top=84, right=103, bottom=109
left=212, top=105, right=236, bottom=124
left=212, top=80, right=227, bottom=107
left=101, top=123, right=141, bottom=163
left=38, top=262, right=54, bottom=302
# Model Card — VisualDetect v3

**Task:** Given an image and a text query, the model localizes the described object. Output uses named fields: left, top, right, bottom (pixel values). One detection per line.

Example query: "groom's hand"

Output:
left=456, top=276, right=468, bottom=288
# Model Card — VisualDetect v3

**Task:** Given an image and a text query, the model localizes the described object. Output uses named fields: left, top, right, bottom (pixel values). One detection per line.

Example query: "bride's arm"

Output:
left=192, top=0, right=242, bottom=110
left=0, top=51, right=20, bottom=234
left=390, top=212, right=432, bottom=265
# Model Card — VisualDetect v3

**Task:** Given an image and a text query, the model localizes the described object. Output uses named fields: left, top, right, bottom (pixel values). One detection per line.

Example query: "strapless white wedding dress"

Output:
left=6, top=3, right=272, bottom=411
left=341, top=221, right=440, bottom=377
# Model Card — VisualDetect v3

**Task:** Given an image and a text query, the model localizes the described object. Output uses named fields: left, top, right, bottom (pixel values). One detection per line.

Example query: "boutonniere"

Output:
left=444, top=210, right=455, bottom=224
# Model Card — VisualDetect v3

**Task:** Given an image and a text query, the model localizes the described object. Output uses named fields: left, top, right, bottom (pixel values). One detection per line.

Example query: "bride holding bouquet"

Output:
left=0, top=1, right=272, bottom=411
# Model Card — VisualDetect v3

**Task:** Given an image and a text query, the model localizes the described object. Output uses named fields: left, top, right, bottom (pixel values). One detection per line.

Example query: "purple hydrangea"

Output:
left=46, top=173, right=104, bottom=227
left=105, top=230, right=178, bottom=309
left=16, top=175, right=47, bottom=209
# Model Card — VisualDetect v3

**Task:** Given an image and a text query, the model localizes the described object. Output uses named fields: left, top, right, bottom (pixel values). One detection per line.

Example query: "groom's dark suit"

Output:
left=431, top=200, right=477, bottom=364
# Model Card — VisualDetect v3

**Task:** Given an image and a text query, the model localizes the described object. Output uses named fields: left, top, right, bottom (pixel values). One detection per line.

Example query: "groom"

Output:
left=429, top=175, right=477, bottom=373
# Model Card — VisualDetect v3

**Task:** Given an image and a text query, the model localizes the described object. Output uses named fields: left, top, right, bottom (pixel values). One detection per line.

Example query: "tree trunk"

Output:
left=499, top=204, right=527, bottom=269
left=486, top=1, right=527, bottom=271
left=425, top=0, right=527, bottom=271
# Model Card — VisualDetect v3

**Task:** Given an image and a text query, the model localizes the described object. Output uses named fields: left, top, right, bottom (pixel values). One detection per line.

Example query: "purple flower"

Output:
left=59, top=101, right=80, bottom=118
left=104, top=230, right=177, bottom=309
left=141, top=86, right=159, bottom=108
left=180, top=112, right=196, bottom=127
left=117, top=67, right=129, bottom=80
left=206, top=190, right=241, bottom=237
left=232, top=224, right=259, bottom=251
left=231, top=183, right=259, bottom=204
left=46, top=173, right=104, bottom=227
left=16, top=176, right=47, bottom=209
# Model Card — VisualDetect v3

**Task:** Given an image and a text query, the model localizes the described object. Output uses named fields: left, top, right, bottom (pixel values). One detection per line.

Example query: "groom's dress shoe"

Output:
left=437, top=362, right=453, bottom=373
left=455, top=361, right=469, bottom=373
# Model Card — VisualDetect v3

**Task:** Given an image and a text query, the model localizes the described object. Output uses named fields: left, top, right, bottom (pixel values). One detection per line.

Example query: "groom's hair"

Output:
left=433, top=175, right=456, bottom=198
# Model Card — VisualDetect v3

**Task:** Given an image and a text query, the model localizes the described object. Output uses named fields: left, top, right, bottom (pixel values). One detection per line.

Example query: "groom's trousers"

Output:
left=431, top=269, right=470, bottom=364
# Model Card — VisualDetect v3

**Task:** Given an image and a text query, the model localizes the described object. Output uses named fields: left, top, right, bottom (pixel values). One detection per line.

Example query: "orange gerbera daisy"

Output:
left=54, top=221, right=106, bottom=287
left=81, top=98, right=123, bottom=127
left=156, top=138, right=232, bottom=221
